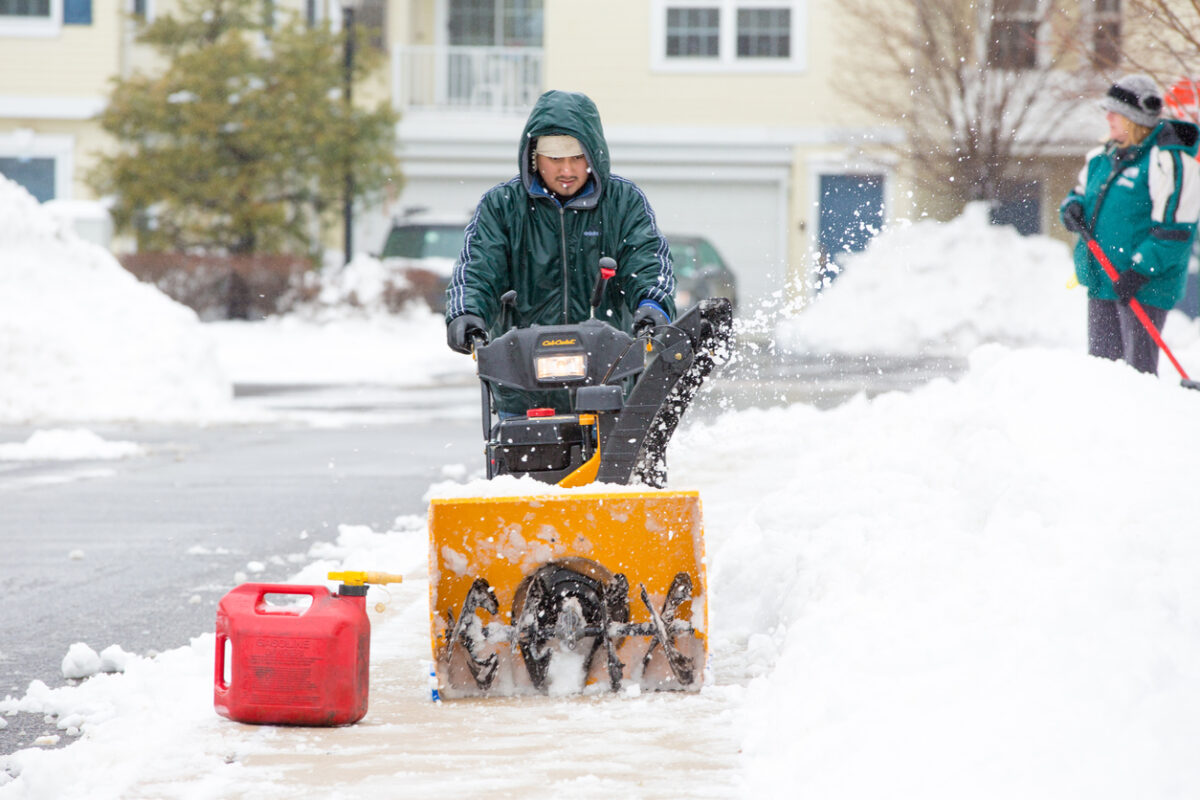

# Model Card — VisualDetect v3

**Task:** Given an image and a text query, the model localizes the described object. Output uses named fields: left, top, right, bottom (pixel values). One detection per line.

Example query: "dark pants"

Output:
left=1088, top=297, right=1169, bottom=375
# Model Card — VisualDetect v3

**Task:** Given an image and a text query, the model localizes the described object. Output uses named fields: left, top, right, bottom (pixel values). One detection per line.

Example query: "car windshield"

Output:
left=669, top=238, right=725, bottom=277
left=382, top=224, right=465, bottom=259
left=671, top=241, right=699, bottom=277
left=692, top=238, right=725, bottom=270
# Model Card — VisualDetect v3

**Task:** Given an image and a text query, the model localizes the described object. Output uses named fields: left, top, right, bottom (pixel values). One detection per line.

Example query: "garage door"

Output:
left=636, top=178, right=786, bottom=312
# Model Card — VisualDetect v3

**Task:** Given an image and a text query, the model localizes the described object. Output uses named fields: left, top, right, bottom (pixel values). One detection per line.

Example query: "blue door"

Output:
left=0, top=157, right=56, bottom=202
left=818, top=173, right=884, bottom=286
left=991, top=180, right=1041, bottom=235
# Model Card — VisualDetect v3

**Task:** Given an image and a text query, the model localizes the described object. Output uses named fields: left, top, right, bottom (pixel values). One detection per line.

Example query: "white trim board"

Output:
left=0, top=95, right=106, bottom=120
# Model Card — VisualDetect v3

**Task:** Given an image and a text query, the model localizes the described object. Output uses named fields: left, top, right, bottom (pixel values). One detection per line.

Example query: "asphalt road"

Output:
left=0, top=385, right=482, bottom=755
left=703, top=346, right=965, bottom=413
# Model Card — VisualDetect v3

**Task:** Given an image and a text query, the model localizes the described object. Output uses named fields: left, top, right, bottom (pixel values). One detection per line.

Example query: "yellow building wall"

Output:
left=405, top=0, right=435, bottom=44
left=543, top=0, right=877, bottom=129
left=0, top=0, right=122, bottom=97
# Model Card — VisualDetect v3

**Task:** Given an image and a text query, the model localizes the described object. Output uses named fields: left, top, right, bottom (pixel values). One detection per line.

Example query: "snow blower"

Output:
left=428, top=263, right=734, bottom=697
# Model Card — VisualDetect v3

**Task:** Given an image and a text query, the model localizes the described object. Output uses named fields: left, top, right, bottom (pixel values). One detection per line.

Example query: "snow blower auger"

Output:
left=428, top=261, right=733, bottom=698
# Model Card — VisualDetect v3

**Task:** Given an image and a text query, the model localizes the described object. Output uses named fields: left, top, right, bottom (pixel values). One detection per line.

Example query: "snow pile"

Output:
left=0, top=429, right=143, bottom=461
left=61, top=644, right=135, bottom=680
left=203, top=250, right=469, bottom=387
left=2, top=641, right=246, bottom=797
left=203, top=310, right=469, bottom=386
left=416, top=255, right=456, bottom=278
left=297, top=253, right=415, bottom=315
left=777, top=204, right=1087, bottom=355
left=293, top=252, right=452, bottom=318
left=0, top=177, right=234, bottom=424
left=675, top=344, right=1200, bottom=797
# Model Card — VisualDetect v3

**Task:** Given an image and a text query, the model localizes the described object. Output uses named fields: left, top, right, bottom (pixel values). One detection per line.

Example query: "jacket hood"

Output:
left=1156, top=118, right=1200, bottom=154
left=519, top=90, right=610, bottom=207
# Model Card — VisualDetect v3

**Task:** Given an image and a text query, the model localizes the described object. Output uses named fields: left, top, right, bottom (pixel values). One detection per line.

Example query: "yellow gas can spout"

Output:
left=327, top=570, right=404, bottom=587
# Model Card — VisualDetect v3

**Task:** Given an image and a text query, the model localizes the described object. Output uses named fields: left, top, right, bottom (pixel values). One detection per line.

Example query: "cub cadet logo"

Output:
left=541, top=337, right=578, bottom=347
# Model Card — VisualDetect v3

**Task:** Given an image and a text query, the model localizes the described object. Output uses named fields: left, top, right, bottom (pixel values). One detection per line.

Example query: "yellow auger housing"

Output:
left=428, top=489, right=706, bottom=697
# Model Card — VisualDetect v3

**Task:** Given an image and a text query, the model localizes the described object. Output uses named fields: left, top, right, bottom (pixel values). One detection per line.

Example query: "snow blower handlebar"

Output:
left=1080, top=228, right=1199, bottom=389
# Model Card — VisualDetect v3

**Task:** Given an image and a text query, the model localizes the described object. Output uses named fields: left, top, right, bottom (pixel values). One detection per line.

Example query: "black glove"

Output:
left=1061, top=200, right=1087, bottom=234
left=632, top=300, right=669, bottom=335
left=446, top=313, right=486, bottom=354
left=1113, top=270, right=1149, bottom=305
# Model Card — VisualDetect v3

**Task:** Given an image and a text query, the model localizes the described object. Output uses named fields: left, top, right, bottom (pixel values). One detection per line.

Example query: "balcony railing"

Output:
left=392, top=45, right=543, bottom=115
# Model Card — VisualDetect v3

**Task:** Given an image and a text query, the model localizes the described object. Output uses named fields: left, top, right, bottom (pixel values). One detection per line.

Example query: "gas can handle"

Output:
left=249, top=583, right=326, bottom=614
left=214, top=633, right=229, bottom=692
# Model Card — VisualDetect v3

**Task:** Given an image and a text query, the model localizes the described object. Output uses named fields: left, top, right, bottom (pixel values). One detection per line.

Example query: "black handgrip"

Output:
left=499, top=289, right=518, bottom=331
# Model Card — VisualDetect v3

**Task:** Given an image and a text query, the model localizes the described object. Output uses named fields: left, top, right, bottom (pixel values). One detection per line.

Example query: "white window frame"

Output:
left=0, top=0, right=63, bottom=38
left=306, top=0, right=326, bottom=27
left=0, top=129, right=75, bottom=200
left=129, top=0, right=155, bottom=23
left=650, top=0, right=807, bottom=73
left=986, top=0, right=1049, bottom=71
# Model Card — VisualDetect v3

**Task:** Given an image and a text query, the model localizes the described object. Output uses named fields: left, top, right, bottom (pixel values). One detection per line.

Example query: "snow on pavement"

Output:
left=4, top=175, right=1200, bottom=798
left=0, top=429, right=143, bottom=461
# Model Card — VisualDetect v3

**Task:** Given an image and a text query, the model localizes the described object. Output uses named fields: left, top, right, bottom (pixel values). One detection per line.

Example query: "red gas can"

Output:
left=214, top=582, right=370, bottom=726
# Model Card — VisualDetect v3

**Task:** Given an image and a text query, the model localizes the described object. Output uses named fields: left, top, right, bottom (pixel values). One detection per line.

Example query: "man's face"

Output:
left=536, top=153, right=590, bottom=199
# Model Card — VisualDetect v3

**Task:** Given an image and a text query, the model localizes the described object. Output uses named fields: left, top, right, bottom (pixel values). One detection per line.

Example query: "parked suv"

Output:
left=379, top=217, right=467, bottom=313
left=667, top=234, right=739, bottom=313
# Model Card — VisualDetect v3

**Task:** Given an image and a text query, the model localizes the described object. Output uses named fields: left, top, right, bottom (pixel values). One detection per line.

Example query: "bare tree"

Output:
left=836, top=0, right=1100, bottom=208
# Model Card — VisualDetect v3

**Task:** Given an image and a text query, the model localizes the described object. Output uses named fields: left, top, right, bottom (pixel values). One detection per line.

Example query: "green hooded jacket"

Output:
left=446, top=89, right=675, bottom=332
left=445, top=90, right=676, bottom=413
left=1059, top=118, right=1200, bottom=310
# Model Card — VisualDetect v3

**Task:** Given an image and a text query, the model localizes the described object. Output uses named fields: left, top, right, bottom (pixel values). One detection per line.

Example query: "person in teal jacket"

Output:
left=1060, top=74, right=1200, bottom=374
left=444, top=90, right=676, bottom=413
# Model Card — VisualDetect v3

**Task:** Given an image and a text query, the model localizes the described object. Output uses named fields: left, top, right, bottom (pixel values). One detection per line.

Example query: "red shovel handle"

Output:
left=1083, top=235, right=1192, bottom=381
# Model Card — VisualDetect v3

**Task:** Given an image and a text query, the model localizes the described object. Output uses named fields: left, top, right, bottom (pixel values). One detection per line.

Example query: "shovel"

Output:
left=1080, top=228, right=1200, bottom=390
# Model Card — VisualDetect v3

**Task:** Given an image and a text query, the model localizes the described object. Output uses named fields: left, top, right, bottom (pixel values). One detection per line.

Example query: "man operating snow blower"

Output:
left=430, top=90, right=734, bottom=698
left=444, top=89, right=676, bottom=415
